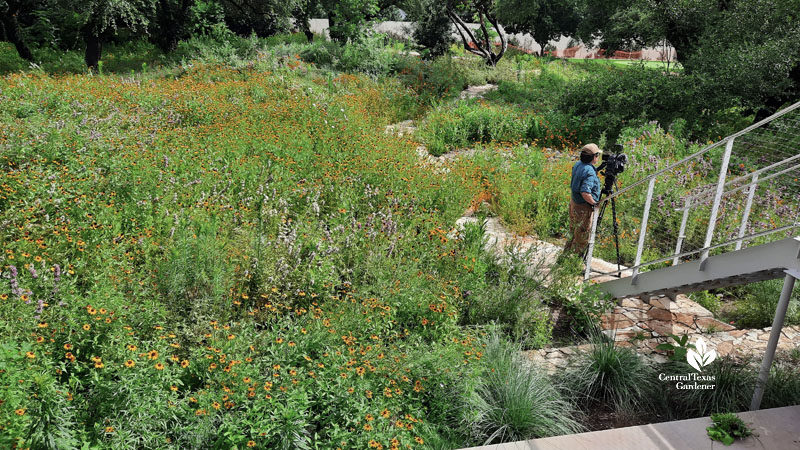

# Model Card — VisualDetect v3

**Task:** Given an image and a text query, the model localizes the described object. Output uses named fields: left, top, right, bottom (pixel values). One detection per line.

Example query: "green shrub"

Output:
left=0, top=42, right=30, bottom=73
left=172, top=31, right=252, bottom=67
left=563, top=332, right=657, bottom=415
left=689, top=291, right=722, bottom=316
left=262, top=32, right=308, bottom=47
left=728, top=279, right=800, bottom=328
left=543, top=258, right=615, bottom=336
left=485, top=64, right=567, bottom=110
left=29, top=47, right=86, bottom=73
left=707, top=412, right=752, bottom=446
left=156, top=220, right=233, bottom=322
left=336, top=34, right=396, bottom=77
left=392, top=55, right=468, bottom=106
left=464, top=334, right=582, bottom=444
left=410, top=0, right=454, bottom=59
left=559, top=65, right=700, bottom=142
left=299, top=41, right=340, bottom=67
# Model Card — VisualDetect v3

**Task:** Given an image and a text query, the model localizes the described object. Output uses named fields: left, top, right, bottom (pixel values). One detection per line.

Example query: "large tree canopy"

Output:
left=405, top=0, right=453, bottom=59
left=219, top=0, right=295, bottom=37
left=319, top=0, right=378, bottom=42
left=576, top=0, right=800, bottom=115
left=78, top=0, right=157, bottom=69
left=494, top=0, right=580, bottom=55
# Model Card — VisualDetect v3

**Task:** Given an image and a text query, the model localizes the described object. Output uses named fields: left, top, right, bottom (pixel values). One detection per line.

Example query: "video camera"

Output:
left=597, top=144, right=628, bottom=195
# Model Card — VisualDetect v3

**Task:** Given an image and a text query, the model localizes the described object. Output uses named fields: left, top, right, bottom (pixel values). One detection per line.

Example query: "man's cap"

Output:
left=580, top=143, right=602, bottom=156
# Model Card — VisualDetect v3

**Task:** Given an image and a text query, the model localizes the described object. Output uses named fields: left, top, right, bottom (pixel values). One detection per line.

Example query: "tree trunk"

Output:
left=302, top=21, right=313, bottom=42
left=327, top=11, right=338, bottom=41
left=84, top=31, right=102, bottom=71
left=446, top=6, right=506, bottom=67
left=1, top=7, right=34, bottom=61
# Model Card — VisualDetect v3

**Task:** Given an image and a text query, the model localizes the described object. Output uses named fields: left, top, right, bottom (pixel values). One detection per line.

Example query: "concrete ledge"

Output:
left=459, top=405, right=800, bottom=450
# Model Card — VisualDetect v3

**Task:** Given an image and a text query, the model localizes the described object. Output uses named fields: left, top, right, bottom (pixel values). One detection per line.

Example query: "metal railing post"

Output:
left=584, top=201, right=602, bottom=280
left=700, top=138, right=734, bottom=269
left=736, top=173, right=759, bottom=251
left=673, top=197, right=692, bottom=265
left=751, top=271, right=797, bottom=410
left=631, top=177, right=656, bottom=283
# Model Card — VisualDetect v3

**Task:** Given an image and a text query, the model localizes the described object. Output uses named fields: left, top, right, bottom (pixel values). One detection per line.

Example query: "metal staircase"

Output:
left=582, top=101, right=800, bottom=411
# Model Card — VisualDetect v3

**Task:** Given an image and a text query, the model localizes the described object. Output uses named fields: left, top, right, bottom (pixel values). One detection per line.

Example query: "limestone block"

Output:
left=621, top=297, right=647, bottom=309
left=716, top=341, right=734, bottom=357
left=777, top=342, right=794, bottom=351
left=695, top=317, right=736, bottom=331
left=674, top=313, right=697, bottom=327
left=621, top=309, right=649, bottom=321
left=651, top=354, right=668, bottom=364
left=606, top=318, right=635, bottom=330
left=648, top=308, right=673, bottom=322
left=727, top=329, right=748, bottom=338
left=649, top=297, right=674, bottom=310
left=548, top=358, right=568, bottom=368
left=645, top=320, right=674, bottom=336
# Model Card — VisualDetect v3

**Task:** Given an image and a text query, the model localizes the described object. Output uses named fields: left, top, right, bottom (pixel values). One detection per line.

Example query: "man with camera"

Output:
left=563, top=143, right=602, bottom=256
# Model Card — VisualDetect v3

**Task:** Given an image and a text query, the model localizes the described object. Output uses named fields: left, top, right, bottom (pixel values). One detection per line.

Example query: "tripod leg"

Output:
left=611, top=198, right=622, bottom=276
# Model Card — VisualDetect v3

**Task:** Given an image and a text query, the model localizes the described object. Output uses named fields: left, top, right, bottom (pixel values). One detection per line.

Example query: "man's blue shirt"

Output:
left=570, top=161, right=601, bottom=204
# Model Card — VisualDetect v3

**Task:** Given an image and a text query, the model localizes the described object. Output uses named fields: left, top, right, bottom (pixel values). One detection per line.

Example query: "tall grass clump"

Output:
left=419, top=101, right=539, bottom=156
left=156, top=220, right=233, bottom=322
left=658, top=357, right=755, bottom=419
left=655, top=355, right=800, bottom=420
left=762, top=360, right=800, bottom=409
left=392, top=55, right=468, bottom=106
left=485, top=63, right=569, bottom=109
left=463, top=333, right=582, bottom=444
left=563, top=331, right=657, bottom=416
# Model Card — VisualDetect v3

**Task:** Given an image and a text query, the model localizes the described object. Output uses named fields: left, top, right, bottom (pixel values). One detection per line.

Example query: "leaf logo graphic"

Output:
left=686, top=337, right=717, bottom=372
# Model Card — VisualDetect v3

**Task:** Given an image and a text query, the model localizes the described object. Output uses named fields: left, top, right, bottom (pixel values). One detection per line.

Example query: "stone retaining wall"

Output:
left=525, top=325, right=800, bottom=371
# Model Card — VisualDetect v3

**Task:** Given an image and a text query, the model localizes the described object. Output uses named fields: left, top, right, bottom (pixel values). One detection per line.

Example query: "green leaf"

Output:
left=721, top=433, right=735, bottom=446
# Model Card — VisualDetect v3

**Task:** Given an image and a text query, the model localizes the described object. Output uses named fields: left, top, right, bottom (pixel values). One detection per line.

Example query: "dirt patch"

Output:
left=581, top=404, right=661, bottom=432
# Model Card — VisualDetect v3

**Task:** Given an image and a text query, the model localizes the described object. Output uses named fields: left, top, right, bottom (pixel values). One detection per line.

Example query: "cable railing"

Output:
left=585, top=101, right=800, bottom=281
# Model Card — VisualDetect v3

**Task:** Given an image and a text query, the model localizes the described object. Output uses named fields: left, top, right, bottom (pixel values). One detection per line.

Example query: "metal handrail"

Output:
left=585, top=100, right=800, bottom=281
left=678, top=156, right=800, bottom=208
left=587, top=223, right=800, bottom=281
left=599, top=100, right=800, bottom=204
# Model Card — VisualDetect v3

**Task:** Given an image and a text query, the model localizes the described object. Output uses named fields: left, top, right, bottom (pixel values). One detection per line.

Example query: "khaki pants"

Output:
left=563, top=200, right=594, bottom=255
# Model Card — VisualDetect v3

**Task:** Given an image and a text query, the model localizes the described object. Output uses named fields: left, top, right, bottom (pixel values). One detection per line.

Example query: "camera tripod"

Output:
left=585, top=165, right=624, bottom=277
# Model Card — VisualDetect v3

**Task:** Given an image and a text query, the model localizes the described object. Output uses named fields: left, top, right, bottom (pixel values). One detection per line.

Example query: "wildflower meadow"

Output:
left=2, top=31, right=799, bottom=449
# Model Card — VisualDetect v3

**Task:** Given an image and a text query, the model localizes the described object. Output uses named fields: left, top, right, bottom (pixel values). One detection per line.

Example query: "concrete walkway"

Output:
left=460, top=405, right=800, bottom=450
